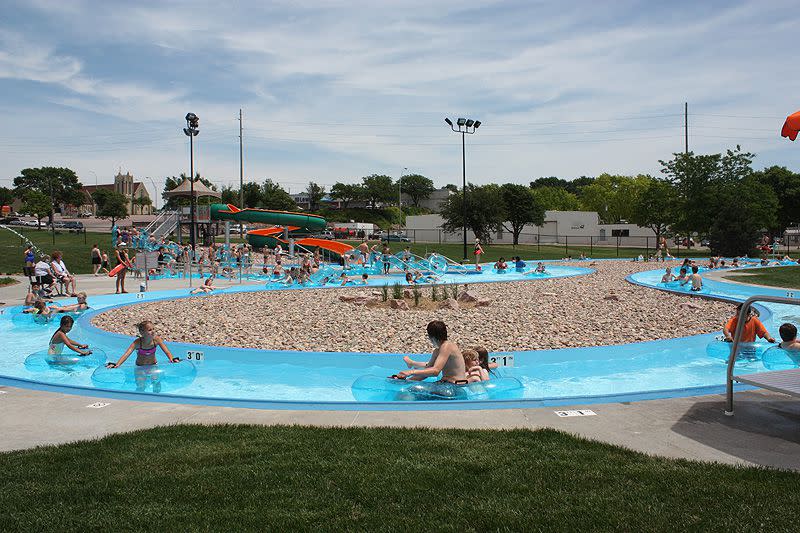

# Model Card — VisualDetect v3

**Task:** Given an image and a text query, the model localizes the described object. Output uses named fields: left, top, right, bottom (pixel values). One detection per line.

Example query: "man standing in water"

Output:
left=398, top=320, right=466, bottom=383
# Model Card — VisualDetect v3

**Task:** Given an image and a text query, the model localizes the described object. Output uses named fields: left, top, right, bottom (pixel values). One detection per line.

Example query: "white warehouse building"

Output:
left=404, top=211, right=657, bottom=247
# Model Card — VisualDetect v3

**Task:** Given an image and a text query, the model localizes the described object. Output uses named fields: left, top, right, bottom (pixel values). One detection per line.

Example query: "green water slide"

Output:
left=210, top=203, right=328, bottom=249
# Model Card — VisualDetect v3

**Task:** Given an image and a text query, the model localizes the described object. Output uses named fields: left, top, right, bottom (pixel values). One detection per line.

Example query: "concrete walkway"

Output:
left=2, top=272, right=799, bottom=471
left=1, top=384, right=798, bottom=470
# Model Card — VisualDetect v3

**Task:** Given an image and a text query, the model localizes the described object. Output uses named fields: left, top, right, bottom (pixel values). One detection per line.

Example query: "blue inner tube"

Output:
left=706, top=338, right=772, bottom=361
left=24, top=348, right=107, bottom=371
left=351, top=375, right=524, bottom=402
left=427, top=254, right=448, bottom=274
left=91, top=360, right=197, bottom=393
left=762, top=346, right=800, bottom=371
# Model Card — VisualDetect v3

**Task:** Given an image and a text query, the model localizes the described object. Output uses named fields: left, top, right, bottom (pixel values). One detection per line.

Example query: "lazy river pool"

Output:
left=0, top=261, right=796, bottom=410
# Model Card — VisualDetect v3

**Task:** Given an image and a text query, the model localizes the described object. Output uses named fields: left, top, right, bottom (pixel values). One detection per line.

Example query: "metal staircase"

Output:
left=145, top=210, right=181, bottom=241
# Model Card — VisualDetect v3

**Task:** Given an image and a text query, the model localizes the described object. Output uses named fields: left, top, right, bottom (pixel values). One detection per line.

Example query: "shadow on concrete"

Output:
left=671, top=391, right=800, bottom=471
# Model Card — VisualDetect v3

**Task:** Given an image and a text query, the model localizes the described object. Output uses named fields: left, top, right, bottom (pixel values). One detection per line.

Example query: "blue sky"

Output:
left=1, top=0, right=798, bottom=201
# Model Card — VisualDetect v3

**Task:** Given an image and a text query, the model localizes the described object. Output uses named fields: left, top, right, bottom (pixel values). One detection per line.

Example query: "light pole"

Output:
left=147, top=177, right=159, bottom=211
left=183, top=113, right=199, bottom=252
left=399, top=167, right=406, bottom=208
left=444, top=117, right=481, bottom=261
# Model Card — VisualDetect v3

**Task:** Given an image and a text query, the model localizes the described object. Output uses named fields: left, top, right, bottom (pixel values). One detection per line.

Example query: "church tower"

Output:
left=114, top=171, right=134, bottom=197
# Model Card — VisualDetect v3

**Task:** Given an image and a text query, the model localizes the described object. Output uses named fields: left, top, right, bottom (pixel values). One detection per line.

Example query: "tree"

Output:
left=660, top=145, right=756, bottom=238
left=261, top=180, right=296, bottom=211
left=444, top=184, right=459, bottom=193
left=162, top=173, right=217, bottom=210
left=439, top=184, right=505, bottom=244
left=306, top=182, right=325, bottom=211
left=21, top=190, right=51, bottom=229
left=92, top=189, right=129, bottom=228
left=400, top=174, right=435, bottom=207
left=530, top=176, right=594, bottom=196
left=708, top=178, right=778, bottom=256
left=751, top=166, right=800, bottom=235
left=361, top=174, right=395, bottom=208
left=579, top=173, right=651, bottom=223
left=530, top=186, right=582, bottom=211
left=329, top=182, right=363, bottom=209
left=630, top=179, right=678, bottom=245
left=13, top=167, right=84, bottom=223
left=0, top=187, right=15, bottom=208
left=241, top=182, right=263, bottom=208
left=220, top=185, right=239, bottom=206
left=500, top=184, right=546, bottom=244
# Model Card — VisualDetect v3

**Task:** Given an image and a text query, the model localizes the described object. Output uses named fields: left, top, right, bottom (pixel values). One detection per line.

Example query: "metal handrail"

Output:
left=725, top=294, right=800, bottom=415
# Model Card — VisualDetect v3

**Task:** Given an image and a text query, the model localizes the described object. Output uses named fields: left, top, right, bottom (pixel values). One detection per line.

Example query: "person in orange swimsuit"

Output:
left=723, top=305, right=775, bottom=343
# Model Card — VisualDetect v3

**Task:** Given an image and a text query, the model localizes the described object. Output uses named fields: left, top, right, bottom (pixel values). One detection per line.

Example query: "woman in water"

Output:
left=106, top=320, right=181, bottom=392
left=51, top=292, right=89, bottom=313
left=48, top=315, right=91, bottom=356
left=190, top=274, right=219, bottom=294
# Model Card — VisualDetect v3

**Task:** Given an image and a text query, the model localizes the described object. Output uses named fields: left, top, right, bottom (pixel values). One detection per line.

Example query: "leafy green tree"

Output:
left=261, top=180, right=296, bottom=211
left=500, top=184, right=545, bottom=245
left=241, top=182, right=263, bottom=208
left=306, top=182, right=325, bottom=211
left=439, top=184, right=505, bottom=243
left=708, top=177, right=778, bottom=256
left=400, top=174, right=434, bottom=207
left=361, top=174, right=395, bottom=208
left=329, top=182, right=363, bottom=209
left=751, top=166, right=800, bottom=235
left=630, top=179, right=678, bottom=246
left=0, top=186, right=15, bottom=208
left=13, top=167, right=84, bottom=223
left=92, top=189, right=129, bottom=228
left=579, top=173, right=651, bottom=223
left=21, top=190, right=52, bottom=229
left=530, top=186, right=582, bottom=211
left=220, top=185, right=239, bottom=206
left=444, top=184, right=459, bottom=193
left=530, top=176, right=594, bottom=196
left=162, top=174, right=217, bottom=209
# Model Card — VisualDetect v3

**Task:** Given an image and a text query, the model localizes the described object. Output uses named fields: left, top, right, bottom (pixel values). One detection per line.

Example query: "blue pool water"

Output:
left=0, top=261, right=796, bottom=409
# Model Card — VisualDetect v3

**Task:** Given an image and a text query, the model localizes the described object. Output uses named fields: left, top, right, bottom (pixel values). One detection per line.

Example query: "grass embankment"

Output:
left=0, top=425, right=797, bottom=531
left=0, top=227, right=109, bottom=275
left=724, top=266, right=800, bottom=290
left=0, top=277, right=18, bottom=286
left=344, top=240, right=709, bottom=263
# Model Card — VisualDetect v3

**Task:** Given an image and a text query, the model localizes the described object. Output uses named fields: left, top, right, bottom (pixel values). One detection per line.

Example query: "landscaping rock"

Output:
left=390, top=298, right=409, bottom=310
left=457, top=291, right=478, bottom=303
left=439, top=298, right=460, bottom=310
left=476, top=298, right=492, bottom=307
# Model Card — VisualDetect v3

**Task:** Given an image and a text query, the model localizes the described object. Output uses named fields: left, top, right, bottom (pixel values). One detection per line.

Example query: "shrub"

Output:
left=431, top=285, right=439, bottom=302
left=412, top=286, right=421, bottom=307
left=381, top=284, right=389, bottom=302
left=392, top=283, right=404, bottom=300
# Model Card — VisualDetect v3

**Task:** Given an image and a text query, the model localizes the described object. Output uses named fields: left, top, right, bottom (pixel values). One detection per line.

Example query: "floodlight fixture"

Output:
left=473, top=120, right=481, bottom=129
left=457, top=118, right=466, bottom=126
left=465, top=119, right=474, bottom=128
left=444, top=117, right=453, bottom=126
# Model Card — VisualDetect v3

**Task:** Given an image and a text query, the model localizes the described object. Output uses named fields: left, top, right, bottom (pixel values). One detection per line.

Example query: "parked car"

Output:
left=700, top=239, right=710, bottom=247
left=62, top=221, right=84, bottom=232
left=382, top=233, right=411, bottom=243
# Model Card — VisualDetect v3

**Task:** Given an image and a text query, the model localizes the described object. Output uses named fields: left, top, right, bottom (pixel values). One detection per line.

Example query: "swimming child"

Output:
left=494, top=257, right=508, bottom=271
left=674, top=267, right=689, bottom=283
left=513, top=256, right=526, bottom=272
left=23, top=300, right=52, bottom=319
left=395, top=320, right=466, bottom=383
left=105, top=320, right=181, bottom=392
left=475, top=346, right=498, bottom=372
left=688, top=265, right=703, bottom=291
left=340, top=272, right=353, bottom=286
left=778, top=323, right=800, bottom=352
left=462, top=349, right=488, bottom=383
left=358, top=273, right=369, bottom=285
left=661, top=267, right=674, bottom=283
left=723, top=304, right=775, bottom=343
left=535, top=262, right=546, bottom=274
left=190, top=274, right=218, bottom=294
left=48, top=315, right=91, bottom=356
left=405, top=272, right=415, bottom=285
left=51, top=292, right=89, bottom=313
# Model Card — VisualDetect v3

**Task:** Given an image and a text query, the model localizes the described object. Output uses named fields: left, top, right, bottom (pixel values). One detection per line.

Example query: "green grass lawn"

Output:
left=344, top=240, right=709, bottom=263
left=0, top=425, right=797, bottom=531
left=0, top=227, right=111, bottom=275
left=0, top=276, right=18, bottom=286
left=724, top=266, right=800, bottom=290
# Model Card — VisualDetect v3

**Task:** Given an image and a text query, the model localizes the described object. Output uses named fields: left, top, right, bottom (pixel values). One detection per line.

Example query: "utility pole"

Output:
left=684, top=102, right=689, bottom=155
left=239, top=108, right=244, bottom=237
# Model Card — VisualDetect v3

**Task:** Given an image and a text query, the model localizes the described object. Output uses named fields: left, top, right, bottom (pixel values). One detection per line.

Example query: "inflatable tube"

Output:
left=309, top=265, right=335, bottom=284
left=351, top=375, right=524, bottom=402
left=706, top=338, right=771, bottom=362
left=24, top=348, right=107, bottom=372
left=427, top=254, right=448, bottom=274
left=108, top=263, right=125, bottom=277
left=761, top=346, right=800, bottom=371
left=12, top=312, right=54, bottom=326
left=91, top=360, right=197, bottom=393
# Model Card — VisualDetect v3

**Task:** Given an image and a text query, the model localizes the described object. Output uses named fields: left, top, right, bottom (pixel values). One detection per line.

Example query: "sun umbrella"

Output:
left=781, top=110, right=800, bottom=141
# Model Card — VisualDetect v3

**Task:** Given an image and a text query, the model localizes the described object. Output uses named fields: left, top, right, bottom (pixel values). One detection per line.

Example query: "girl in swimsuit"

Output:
left=106, top=320, right=180, bottom=392
left=48, top=315, right=90, bottom=357
left=190, top=274, right=218, bottom=294
left=463, top=349, right=488, bottom=383
left=474, top=239, right=484, bottom=270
